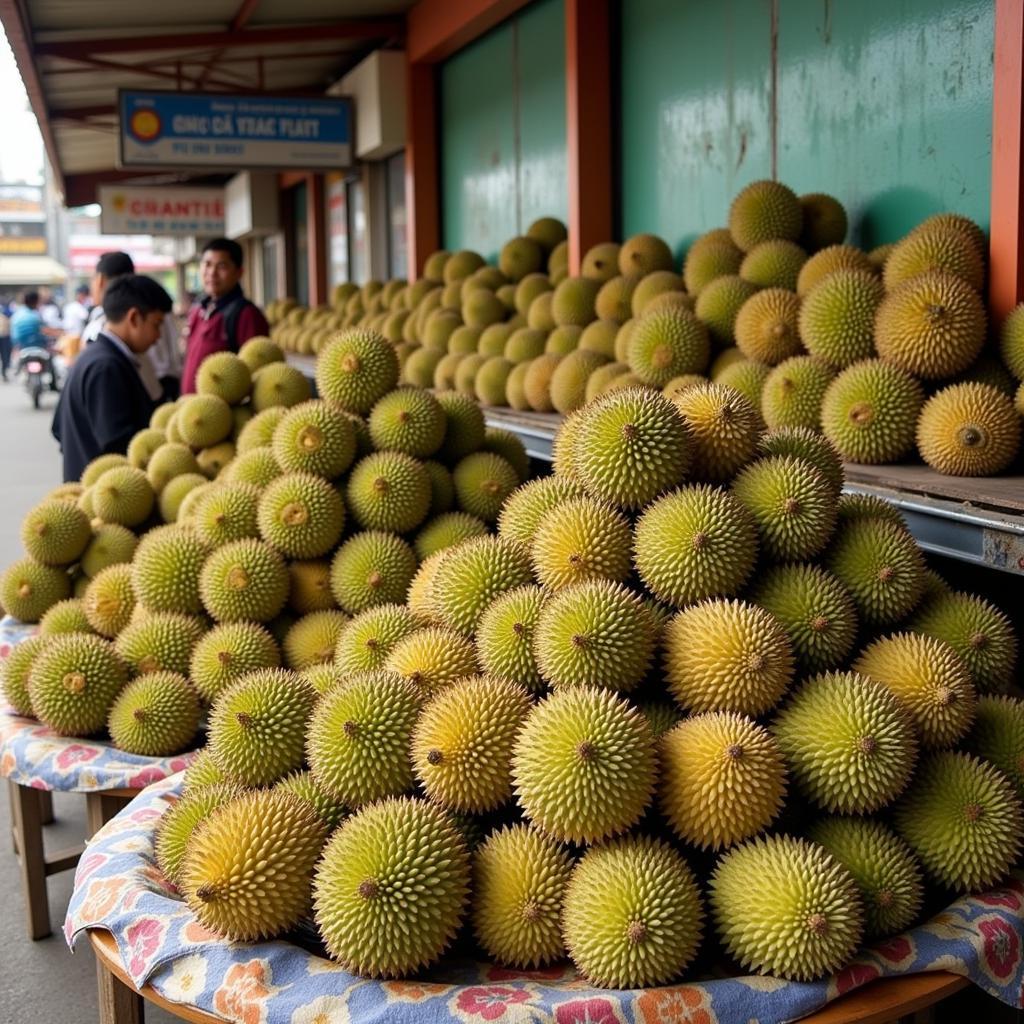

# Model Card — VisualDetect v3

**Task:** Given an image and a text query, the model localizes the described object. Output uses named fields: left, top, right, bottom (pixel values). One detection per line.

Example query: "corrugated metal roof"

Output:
left=30, top=2, right=239, bottom=32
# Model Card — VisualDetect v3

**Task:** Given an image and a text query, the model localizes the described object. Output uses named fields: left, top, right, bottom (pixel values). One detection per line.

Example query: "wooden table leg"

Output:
left=38, top=788, right=54, bottom=825
left=85, top=793, right=131, bottom=838
left=12, top=782, right=51, bottom=940
left=96, top=955, right=144, bottom=1024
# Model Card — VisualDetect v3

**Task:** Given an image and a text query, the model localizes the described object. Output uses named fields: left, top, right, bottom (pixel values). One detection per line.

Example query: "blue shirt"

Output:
left=11, top=307, right=43, bottom=347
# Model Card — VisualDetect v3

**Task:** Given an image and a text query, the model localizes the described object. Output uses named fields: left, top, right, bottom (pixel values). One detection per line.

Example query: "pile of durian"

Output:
left=269, top=182, right=1024, bottom=478
left=2, top=329, right=1022, bottom=990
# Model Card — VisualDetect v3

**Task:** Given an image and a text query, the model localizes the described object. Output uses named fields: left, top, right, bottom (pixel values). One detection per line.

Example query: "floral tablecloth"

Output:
left=0, top=616, right=197, bottom=792
left=66, top=775, right=1024, bottom=1024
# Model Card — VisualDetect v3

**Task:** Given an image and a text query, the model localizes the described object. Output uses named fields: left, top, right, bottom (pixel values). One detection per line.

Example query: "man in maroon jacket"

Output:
left=182, top=238, right=269, bottom=393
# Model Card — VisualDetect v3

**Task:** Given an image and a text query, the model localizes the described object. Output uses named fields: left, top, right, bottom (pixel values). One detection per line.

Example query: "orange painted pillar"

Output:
left=990, top=0, right=1024, bottom=321
left=566, top=0, right=613, bottom=276
left=405, top=59, right=441, bottom=280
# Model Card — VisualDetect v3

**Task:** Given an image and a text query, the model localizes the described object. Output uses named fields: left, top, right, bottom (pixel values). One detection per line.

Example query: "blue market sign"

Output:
left=118, top=91, right=352, bottom=171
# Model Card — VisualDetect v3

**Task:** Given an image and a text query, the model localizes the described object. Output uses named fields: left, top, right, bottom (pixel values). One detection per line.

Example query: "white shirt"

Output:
left=84, top=306, right=180, bottom=401
left=63, top=299, right=90, bottom=336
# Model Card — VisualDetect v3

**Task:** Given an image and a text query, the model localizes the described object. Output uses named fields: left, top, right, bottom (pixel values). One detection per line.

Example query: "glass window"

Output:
left=290, top=182, right=309, bottom=306
left=387, top=151, right=408, bottom=280
left=326, top=172, right=349, bottom=289
left=348, top=177, right=368, bottom=285
left=262, top=236, right=279, bottom=303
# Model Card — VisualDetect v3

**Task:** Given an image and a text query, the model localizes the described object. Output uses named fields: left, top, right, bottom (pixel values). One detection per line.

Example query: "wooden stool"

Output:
left=9, top=783, right=138, bottom=940
left=88, top=923, right=969, bottom=1024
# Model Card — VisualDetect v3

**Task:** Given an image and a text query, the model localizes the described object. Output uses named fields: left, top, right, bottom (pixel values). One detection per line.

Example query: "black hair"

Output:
left=96, top=251, right=135, bottom=278
left=75, top=284, right=89, bottom=295
left=22, top=290, right=39, bottom=308
left=102, top=275, right=172, bottom=323
left=202, top=237, right=243, bottom=269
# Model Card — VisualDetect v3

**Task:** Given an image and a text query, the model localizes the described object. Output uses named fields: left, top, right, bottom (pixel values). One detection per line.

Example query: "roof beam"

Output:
left=51, top=53, right=250, bottom=92
left=198, top=0, right=262, bottom=90
left=407, top=0, right=531, bottom=64
left=0, top=0, right=65, bottom=194
left=34, top=19, right=403, bottom=59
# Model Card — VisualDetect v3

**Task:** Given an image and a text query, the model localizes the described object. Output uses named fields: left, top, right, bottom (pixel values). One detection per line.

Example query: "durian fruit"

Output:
left=522, top=353, right=562, bottom=411
left=527, top=216, right=567, bottom=253
left=552, top=277, right=600, bottom=327
left=79, top=523, right=138, bottom=578
left=808, top=818, right=924, bottom=939
left=236, top=407, right=288, bottom=452
left=82, top=563, right=136, bottom=637
left=734, top=288, right=803, bottom=365
left=633, top=485, right=759, bottom=608
left=512, top=687, right=656, bottom=844
left=435, top=390, right=486, bottom=463
left=883, top=225, right=985, bottom=292
left=114, top=612, right=205, bottom=677
left=683, top=233, right=743, bottom=295
left=403, top=348, right=444, bottom=389
left=330, top=531, right=418, bottom=616
left=731, top=455, right=837, bottom=561
left=534, top=580, right=656, bottom=692
left=619, top=233, right=674, bottom=277
left=497, top=476, right=585, bottom=547
left=798, top=193, right=848, bottom=251
left=224, top=448, right=282, bottom=489
left=193, top=482, right=261, bottom=547
left=2, top=634, right=47, bottom=715
left=38, top=598, right=94, bottom=637
left=196, top=351, right=252, bottom=404
left=154, top=782, right=241, bottom=886
left=671, top=556, right=795, bottom=688
left=307, top=674, right=424, bottom=806
left=127, top=428, right=166, bottom=470
left=531, top=496, right=632, bottom=591
left=909, top=590, right=1017, bottom=694
left=207, top=668, right=315, bottom=785
left=875, top=271, right=986, bottom=379
left=821, top=359, right=924, bottom=463
left=0, top=557, right=71, bottom=622
left=196, top=442, right=234, bottom=480
left=728, top=180, right=803, bottom=250
left=28, top=633, right=128, bottom=736
left=414, top=511, right=487, bottom=560
left=563, top=837, right=703, bottom=989
left=515, top=274, right=553, bottom=317
left=966, top=696, right=1024, bottom=800
left=627, top=307, right=709, bottom=386
left=711, top=835, right=864, bottom=982
left=182, top=748, right=227, bottom=792
left=474, top=357, right=514, bottom=406
left=660, top=712, right=786, bottom=849
left=20, top=500, right=91, bottom=566
left=999, top=303, right=1024, bottom=381
left=506, top=327, right=547, bottom=363
left=473, top=824, right=572, bottom=969
left=481, top=426, right=529, bottom=482
left=894, top=752, right=1023, bottom=892
left=758, top=426, right=844, bottom=496
left=916, top=383, right=1021, bottom=476
left=428, top=536, right=533, bottom=636
left=146, top=443, right=201, bottom=493
left=282, top=610, right=350, bottom=669
left=238, top=336, right=284, bottom=372
left=854, top=633, right=977, bottom=749
left=272, top=399, right=357, bottom=478
left=475, top=585, right=547, bottom=692
left=274, top=770, right=347, bottom=829
left=596, top=276, right=637, bottom=323
left=91, top=465, right=155, bottom=527
left=694, top=275, right=759, bottom=345
left=798, top=270, right=882, bottom=367
left=760, top=355, right=836, bottom=431
left=750, top=563, right=858, bottom=672
left=177, top=394, right=234, bottom=448
left=773, top=672, right=918, bottom=813
left=671, top=382, right=760, bottom=482
left=333, top=603, right=420, bottom=675
left=200, top=538, right=289, bottom=623
left=189, top=621, right=281, bottom=703
left=444, top=249, right=485, bottom=283
left=581, top=241, right=621, bottom=281
left=81, top=452, right=128, bottom=487
left=107, top=671, right=201, bottom=755
left=571, top=388, right=691, bottom=511
left=313, top=797, right=470, bottom=977
left=836, top=492, right=908, bottom=530
left=315, top=328, right=399, bottom=413
left=549, top=350, right=608, bottom=413
left=131, top=525, right=210, bottom=615
left=181, top=790, right=326, bottom=941
left=384, top=626, right=479, bottom=696
left=712, top=359, right=771, bottom=417
left=412, top=674, right=532, bottom=812
left=258, top=472, right=346, bottom=558
left=739, top=241, right=807, bottom=291
left=159, top=472, right=208, bottom=523
left=423, top=459, right=456, bottom=514
left=825, top=518, right=926, bottom=625
left=452, top=452, right=519, bottom=523
left=798, top=243, right=875, bottom=297
left=300, top=663, right=347, bottom=696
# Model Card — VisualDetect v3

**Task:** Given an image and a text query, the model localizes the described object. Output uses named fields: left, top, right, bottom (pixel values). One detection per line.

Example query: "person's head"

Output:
left=200, top=238, right=243, bottom=299
left=22, top=290, right=39, bottom=309
left=91, top=251, right=134, bottom=306
left=75, top=284, right=89, bottom=301
left=103, top=275, right=172, bottom=354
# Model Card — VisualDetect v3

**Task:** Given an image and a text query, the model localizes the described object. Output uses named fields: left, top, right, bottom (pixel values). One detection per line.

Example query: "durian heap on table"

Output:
left=3, top=329, right=1022, bottom=992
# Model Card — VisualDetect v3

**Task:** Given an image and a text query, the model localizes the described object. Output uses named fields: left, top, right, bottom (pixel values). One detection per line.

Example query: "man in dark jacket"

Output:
left=52, top=275, right=172, bottom=482
left=182, top=238, right=269, bottom=393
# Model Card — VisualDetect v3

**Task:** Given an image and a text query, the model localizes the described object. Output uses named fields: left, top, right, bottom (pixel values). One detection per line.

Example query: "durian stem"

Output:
left=358, top=877, right=380, bottom=900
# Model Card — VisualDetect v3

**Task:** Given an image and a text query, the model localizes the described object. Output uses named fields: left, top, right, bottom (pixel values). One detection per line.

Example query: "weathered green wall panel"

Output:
left=776, top=0, right=993, bottom=246
left=440, top=0, right=567, bottom=259
left=619, top=0, right=774, bottom=254
left=619, top=0, right=994, bottom=251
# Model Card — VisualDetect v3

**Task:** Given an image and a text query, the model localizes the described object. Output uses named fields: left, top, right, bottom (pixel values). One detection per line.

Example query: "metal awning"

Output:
left=0, top=0, right=413, bottom=206
left=0, top=254, right=68, bottom=284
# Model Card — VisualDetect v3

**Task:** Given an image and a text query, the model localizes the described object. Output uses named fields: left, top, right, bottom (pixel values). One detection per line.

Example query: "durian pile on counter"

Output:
left=269, top=184, right=1024, bottom=478
left=0, top=332, right=527, bottom=756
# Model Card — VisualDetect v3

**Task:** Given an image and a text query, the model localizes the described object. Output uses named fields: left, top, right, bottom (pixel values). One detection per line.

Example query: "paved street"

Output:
left=0, top=378, right=177, bottom=1024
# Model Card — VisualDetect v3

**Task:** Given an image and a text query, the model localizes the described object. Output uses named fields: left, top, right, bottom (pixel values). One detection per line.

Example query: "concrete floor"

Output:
left=0, top=379, right=177, bottom=1023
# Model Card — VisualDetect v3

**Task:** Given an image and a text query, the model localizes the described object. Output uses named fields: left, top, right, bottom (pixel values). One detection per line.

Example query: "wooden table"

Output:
left=8, top=783, right=139, bottom=940
left=88, top=927, right=969, bottom=1024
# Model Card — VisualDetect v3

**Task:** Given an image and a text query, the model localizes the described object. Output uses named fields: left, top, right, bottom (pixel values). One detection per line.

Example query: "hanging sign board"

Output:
left=118, top=90, right=353, bottom=171
left=98, top=185, right=226, bottom=236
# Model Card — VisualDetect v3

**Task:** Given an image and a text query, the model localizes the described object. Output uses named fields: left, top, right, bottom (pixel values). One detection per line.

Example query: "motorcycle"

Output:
left=17, top=346, right=57, bottom=409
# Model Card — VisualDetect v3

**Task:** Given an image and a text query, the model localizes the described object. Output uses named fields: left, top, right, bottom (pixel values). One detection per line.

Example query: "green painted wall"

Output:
left=440, top=0, right=567, bottom=260
left=620, top=0, right=994, bottom=251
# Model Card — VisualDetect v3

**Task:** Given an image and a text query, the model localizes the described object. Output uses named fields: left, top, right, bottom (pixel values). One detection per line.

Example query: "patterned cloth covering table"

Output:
left=66, top=774, right=1024, bottom=1024
left=0, top=616, right=198, bottom=939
